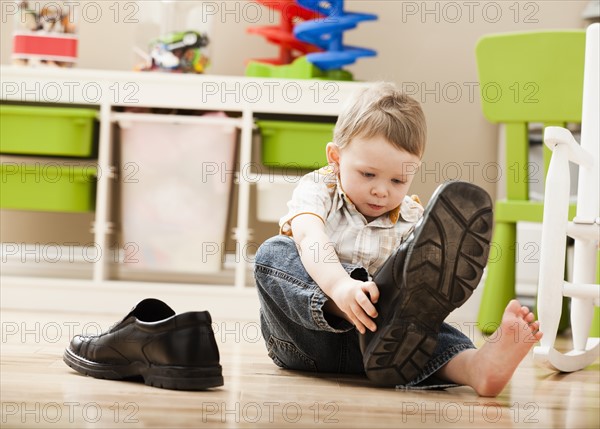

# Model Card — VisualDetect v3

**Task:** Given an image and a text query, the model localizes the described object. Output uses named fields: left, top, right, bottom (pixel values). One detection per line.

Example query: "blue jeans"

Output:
left=254, top=235, right=476, bottom=389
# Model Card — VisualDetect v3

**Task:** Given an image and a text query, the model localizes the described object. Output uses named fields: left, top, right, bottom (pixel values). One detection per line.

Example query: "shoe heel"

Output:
left=363, top=321, right=437, bottom=386
left=142, top=365, right=224, bottom=390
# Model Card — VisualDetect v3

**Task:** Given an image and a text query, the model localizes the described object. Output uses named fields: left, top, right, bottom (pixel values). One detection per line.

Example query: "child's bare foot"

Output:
left=471, top=299, right=543, bottom=396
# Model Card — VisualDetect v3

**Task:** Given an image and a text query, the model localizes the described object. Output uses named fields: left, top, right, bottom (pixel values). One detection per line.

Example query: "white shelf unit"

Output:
left=0, top=66, right=370, bottom=294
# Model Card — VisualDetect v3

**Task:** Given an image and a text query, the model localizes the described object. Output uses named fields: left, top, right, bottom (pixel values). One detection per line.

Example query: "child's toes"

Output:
left=507, top=300, right=522, bottom=314
left=529, top=321, right=540, bottom=332
left=524, top=312, right=535, bottom=323
left=520, top=306, right=530, bottom=317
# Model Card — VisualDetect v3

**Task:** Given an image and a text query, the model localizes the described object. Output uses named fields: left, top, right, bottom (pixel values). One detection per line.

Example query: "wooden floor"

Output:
left=1, top=307, right=598, bottom=428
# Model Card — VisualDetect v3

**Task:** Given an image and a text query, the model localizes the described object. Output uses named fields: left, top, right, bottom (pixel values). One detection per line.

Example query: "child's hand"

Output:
left=330, top=278, right=380, bottom=334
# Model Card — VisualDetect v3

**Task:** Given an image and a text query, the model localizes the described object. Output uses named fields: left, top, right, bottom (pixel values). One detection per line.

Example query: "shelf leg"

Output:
left=234, top=109, right=254, bottom=289
left=92, top=100, right=113, bottom=282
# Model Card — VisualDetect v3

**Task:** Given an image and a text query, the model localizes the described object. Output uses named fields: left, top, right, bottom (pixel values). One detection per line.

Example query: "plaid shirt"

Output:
left=280, top=166, right=424, bottom=276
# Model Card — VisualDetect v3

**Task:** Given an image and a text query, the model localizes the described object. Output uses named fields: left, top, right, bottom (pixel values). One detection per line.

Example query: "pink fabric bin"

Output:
left=119, top=114, right=237, bottom=273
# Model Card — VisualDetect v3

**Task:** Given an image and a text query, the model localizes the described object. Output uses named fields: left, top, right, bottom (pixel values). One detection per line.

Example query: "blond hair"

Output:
left=333, top=82, right=426, bottom=157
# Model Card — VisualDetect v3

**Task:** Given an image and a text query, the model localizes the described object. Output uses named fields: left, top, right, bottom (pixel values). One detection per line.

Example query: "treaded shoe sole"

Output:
left=363, top=181, right=493, bottom=386
left=63, top=348, right=224, bottom=391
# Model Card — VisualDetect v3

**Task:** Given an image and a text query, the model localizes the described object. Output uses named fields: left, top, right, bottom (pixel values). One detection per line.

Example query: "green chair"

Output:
left=475, top=30, right=586, bottom=334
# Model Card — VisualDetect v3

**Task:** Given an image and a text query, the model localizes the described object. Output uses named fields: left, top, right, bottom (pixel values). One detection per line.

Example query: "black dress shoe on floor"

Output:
left=360, top=181, right=493, bottom=386
left=63, top=298, right=223, bottom=390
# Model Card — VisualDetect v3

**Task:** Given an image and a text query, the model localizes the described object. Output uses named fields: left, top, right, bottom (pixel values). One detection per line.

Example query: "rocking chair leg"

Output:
left=571, top=243, right=600, bottom=350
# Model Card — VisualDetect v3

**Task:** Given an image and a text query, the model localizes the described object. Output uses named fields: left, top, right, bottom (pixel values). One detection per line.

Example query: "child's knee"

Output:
left=255, top=235, right=298, bottom=266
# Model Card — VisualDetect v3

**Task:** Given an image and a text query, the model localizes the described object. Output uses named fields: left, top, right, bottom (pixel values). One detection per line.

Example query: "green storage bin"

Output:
left=258, top=120, right=334, bottom=169
left=0, top=105, right=97, bottom=157
left=1, top=163, right=97, bottom=212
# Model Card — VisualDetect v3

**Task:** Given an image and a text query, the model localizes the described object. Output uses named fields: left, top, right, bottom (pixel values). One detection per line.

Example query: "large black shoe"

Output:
left=63, top=298, right=223, bottom=390
left=359, top=181, right=493, bottom=386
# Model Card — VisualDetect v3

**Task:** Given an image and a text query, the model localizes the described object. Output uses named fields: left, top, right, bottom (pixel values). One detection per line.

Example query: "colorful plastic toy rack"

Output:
left=246, top=0, right=377, bottom=80
left=294, top=0, right=377, bottom=71
left=246, top=0, right=321, bottom=66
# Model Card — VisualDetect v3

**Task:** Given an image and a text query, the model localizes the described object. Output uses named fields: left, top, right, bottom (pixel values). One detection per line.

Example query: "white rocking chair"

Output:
left=534, top=23, right=600, bottom=372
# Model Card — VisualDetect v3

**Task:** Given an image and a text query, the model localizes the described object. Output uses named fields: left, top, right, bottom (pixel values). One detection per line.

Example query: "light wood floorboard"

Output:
left=1, top=308, right=598, bottom=428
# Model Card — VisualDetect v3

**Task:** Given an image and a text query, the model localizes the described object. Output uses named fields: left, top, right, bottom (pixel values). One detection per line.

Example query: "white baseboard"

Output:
left=1, top=244, right=261, bottom=320
left=0, top=275, right=261, bottom=321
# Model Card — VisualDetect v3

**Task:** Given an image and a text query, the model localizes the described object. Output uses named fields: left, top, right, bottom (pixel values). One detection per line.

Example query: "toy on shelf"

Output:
left=136, top=31, right=210, bottom=73
left=12, top=1, right=77, bottom=68
left=246, top=0, right=322, bottom=66
left=245, top=0, right=377, bottom=80
left=246, top=56, right=353, bottom=81
left=294, top=0, right=377, bottom=71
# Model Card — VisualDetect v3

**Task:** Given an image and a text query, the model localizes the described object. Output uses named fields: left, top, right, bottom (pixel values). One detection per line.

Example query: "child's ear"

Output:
left=326, top=143, right=340, bottom=169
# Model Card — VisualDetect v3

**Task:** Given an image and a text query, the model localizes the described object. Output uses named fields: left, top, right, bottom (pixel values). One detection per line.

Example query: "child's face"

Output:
left=327, top=135, right=421, bottom=222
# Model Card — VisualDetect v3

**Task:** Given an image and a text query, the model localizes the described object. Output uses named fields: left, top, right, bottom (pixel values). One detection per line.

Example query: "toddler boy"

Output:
left=254, top=82, right=542, bottom=396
